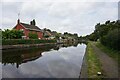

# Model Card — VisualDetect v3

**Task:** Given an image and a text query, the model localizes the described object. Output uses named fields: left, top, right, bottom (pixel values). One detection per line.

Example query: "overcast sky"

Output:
left=1, top=0, right=119, bottom=36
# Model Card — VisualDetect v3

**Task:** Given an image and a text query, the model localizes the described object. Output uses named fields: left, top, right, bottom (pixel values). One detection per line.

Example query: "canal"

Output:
left=1, top=43, right=86, bottom=78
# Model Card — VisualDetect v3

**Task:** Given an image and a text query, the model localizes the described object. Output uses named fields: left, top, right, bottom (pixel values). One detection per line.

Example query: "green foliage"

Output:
left=0, top=30, right=2, bottom=39
left=2, top=39, right=57, bottom=45
left=63, top=32, right=79, bottom=39
left=96, top=42, right=120, bottom=62
left=55, top=33, right=61, bottom=39
left=86, top=42, right=102, bottom=78
left=44, top=35, right=50, bottom=38
left=88, top=33, right=98, bottom=41
left=86, top=20, right=120, bottom=51
left=2, top=29, right=24, bottom=39
left=100, top=29, right=120, bottom=50
left=28, top=32, right=38, bottom=39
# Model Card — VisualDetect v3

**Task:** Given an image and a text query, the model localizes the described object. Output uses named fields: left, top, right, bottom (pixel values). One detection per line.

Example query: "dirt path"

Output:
left=91, top=42, right=118, bottom=78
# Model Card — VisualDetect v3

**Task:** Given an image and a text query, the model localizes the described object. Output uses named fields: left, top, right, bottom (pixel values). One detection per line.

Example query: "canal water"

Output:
left=1, top=43, right=86, bottom=78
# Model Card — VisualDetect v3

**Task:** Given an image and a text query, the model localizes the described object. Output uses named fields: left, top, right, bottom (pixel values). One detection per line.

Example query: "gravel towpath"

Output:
left=91, top=43, right=118, bottom=78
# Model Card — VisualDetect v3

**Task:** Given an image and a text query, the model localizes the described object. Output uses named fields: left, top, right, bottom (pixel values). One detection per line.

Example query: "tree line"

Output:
left=1, top=28, right=79, bottom=40
left=85, top=20, right=120, bottom=51
left=1, top=29, right=39, bottom=39
left=2, top=29, right=24, bottom=39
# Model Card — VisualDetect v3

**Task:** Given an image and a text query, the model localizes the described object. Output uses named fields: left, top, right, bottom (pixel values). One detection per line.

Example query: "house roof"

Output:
left=20, top=23, right=42, bottom=32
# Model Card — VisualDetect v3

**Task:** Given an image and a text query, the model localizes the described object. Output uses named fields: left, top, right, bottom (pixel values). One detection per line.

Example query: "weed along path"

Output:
left=91, top=42, right=118, bottom=78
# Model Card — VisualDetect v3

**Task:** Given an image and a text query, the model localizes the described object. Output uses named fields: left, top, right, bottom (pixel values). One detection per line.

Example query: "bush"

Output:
left=28, top=32, right=38, bottom=39
left=2, top=29, right=24, bottom=39
left=2, top=39, right=57, bottom=45
left=100, top=29, right=120, bottom=51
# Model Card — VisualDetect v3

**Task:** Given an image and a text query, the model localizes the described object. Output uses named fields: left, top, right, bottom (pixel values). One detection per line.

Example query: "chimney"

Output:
left=30, top=21, right=33, bottom=25
left=30, top=19, right=36, bottom=26
left=17, top=19, right=20, bottom=24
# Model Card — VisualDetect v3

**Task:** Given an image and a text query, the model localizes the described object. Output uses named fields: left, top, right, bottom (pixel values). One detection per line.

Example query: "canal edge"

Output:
left=79, top=45, right=88, bottom=78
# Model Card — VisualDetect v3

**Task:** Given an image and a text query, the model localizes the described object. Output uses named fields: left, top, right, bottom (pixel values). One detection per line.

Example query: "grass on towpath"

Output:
left=86, top=42, right=104, bottom=79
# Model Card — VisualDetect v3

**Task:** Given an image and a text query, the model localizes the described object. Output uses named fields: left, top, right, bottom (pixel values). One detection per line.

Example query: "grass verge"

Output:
left=96, top=42, right=120, bottom=63
left=86, top=42, right=103, bottom=79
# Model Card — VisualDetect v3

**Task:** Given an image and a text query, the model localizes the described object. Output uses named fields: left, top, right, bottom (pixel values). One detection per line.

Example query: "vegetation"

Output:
left=28, top=32, right=38, bottom=39
left=85, top=20, right=120, bottom=51
left=100, top=29, right=120, bottom=50
left=96, top=42, right=120, bottom=62
left=2, top=39, right=57, bottom=45
left=43, top=28, right=79, bottom=40
left=1, top=28, right=80, bottom=45
left=44, top=35, right=50, bottom=38
left=2, top=29, right=24, bottom=39
left=63, top=32, right=78, bottom=39
left=0, top=29, right=2, bottom=39
left=86, top=42, right=103, bottom=78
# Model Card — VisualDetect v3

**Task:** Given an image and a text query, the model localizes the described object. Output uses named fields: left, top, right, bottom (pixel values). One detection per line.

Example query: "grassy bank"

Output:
left=86, top=42, right=102, bottom=78
left=2, top=39, right=57, bottom=45
left=96, top=42, right=120, bottom=63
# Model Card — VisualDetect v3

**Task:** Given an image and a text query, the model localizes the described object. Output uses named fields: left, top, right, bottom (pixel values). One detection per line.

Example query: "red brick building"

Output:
left=13, top=19, right=43, bottom=39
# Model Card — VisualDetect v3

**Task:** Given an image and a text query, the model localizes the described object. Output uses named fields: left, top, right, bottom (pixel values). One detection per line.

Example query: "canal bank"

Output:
left=1, top=43, right=57, bottom=50
left=80, top=42, right=119, bottom=78
left=80, top=42, right=103, bottom=78
left=2, top=39, right=57, bottom=50
left=79, top=45, right=88, bottom=78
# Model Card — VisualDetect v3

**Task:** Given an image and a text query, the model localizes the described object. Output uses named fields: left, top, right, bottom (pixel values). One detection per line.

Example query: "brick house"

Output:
left=13, top=19, right=43, bottom=39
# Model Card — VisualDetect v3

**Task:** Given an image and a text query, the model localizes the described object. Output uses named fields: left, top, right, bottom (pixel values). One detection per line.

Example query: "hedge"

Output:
left=2, top=39, right=57, bottom=45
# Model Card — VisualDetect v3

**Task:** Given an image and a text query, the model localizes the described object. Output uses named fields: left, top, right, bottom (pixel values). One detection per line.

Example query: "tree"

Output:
left=28, top=32, right=38, bottom=39
left=55, top=33, right=60, bottom=39
left=44, top=35, right=49, bottom=38
left=88, top=33, right=98, bottom=41
left=101, top=29, right=120, bottom=50
left=105, top=20, right=110, bottom=25
left=73, top=33, right=78, bottom=38
left=2, top=29, right=24, bottom=39
left=87, top=20, right=120, bottom=51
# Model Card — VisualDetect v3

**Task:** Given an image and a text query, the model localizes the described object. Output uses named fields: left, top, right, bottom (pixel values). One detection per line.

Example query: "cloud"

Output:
left=2, top=0, right=120, bottom=2
left=1, top=1, right=118, bottom=36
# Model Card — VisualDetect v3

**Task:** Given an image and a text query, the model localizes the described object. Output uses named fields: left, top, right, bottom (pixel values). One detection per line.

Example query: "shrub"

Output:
left=100, top=29, right=120, bottom=51
left=2, top=39, right=57, bottom=45
left=28, top=32, right=38, bottom=39
left=2, top=29, right=24, bottom=39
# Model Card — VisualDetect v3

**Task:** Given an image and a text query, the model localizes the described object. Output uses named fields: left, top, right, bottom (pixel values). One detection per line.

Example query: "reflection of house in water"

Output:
left=2, top=49, right=43, bottom=68
left=2, top=45, right=56, bottom=68
left=2, top=43, right=81, bottom=68
left=21, top=51, right=42, bottom=63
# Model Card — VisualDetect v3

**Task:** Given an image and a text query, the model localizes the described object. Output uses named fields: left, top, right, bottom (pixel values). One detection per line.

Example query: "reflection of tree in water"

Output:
left=2, top=45, right=56, bottom=68
left=2, top=42, right=86, bottom=68
left=53, top=42, right=80, bottom=50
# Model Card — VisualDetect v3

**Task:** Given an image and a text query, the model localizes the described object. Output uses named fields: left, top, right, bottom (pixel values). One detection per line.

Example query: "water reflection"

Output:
left=2, top=42, right=80, bottom=68
left=2, top=45, right=55, bottom=68
left=2, top=42, right=86, bottom=78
